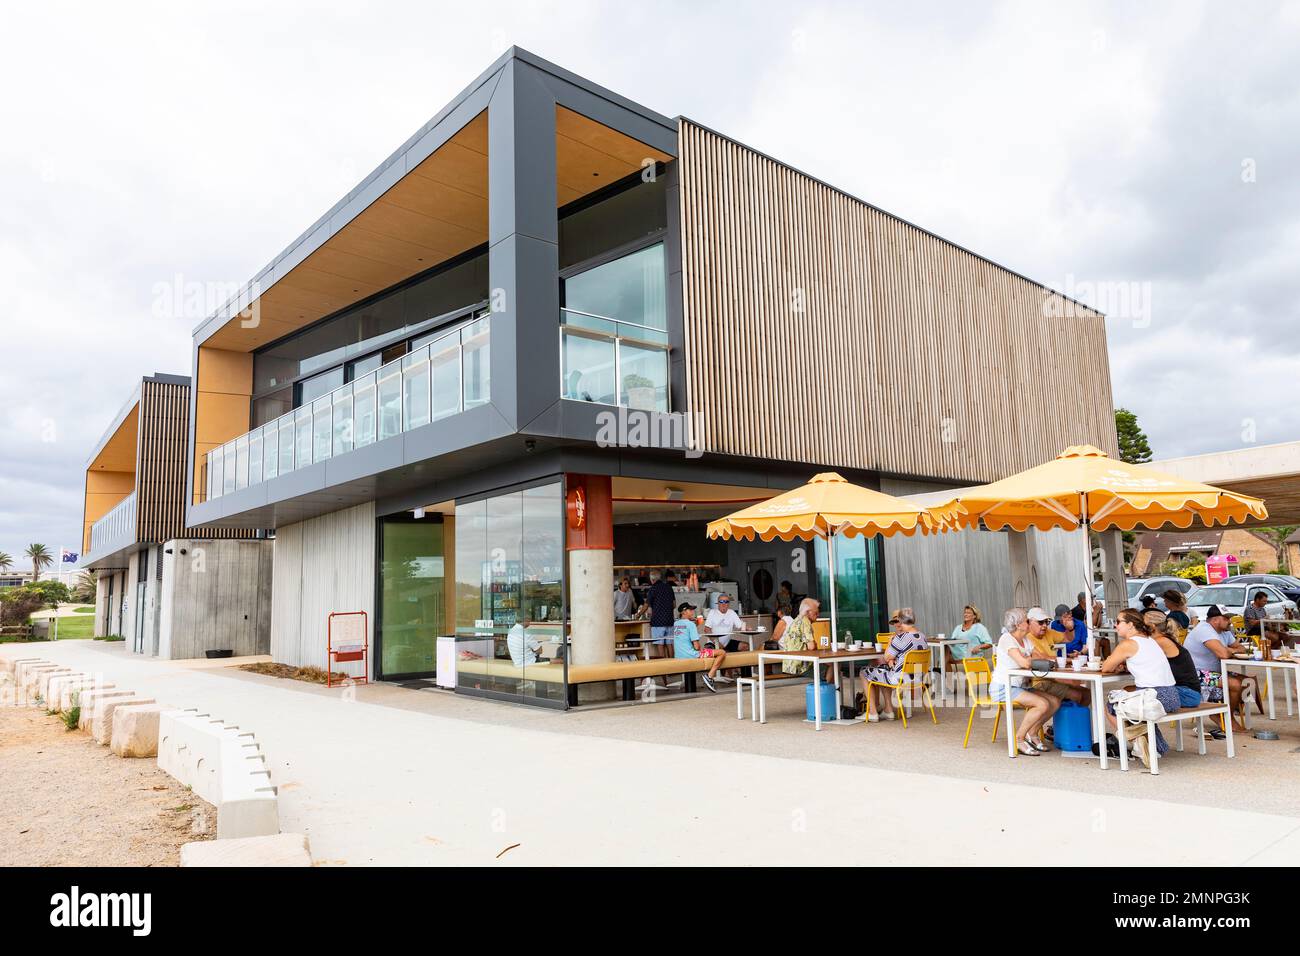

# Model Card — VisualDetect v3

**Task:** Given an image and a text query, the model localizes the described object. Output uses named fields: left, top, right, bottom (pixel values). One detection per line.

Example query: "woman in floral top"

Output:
left=858, top=607, right=928, bottom=721
left=779, top=598, right=821, bottom=675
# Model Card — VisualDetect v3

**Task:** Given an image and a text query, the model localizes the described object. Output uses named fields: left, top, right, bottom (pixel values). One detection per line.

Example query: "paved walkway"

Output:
left=5, top=640, right=1298, bottom=866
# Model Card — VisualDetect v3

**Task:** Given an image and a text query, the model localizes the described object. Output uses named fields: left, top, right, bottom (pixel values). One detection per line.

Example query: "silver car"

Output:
left=1097, top=577, right=1197, bottom=611
left=1185, top=582, right=1297, bottom=622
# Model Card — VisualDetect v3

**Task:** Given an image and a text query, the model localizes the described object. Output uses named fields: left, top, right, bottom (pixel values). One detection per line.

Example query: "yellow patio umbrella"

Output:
left=707, top=472, right=939, bottom=653
left=928, top=444, right=1268, bottom=646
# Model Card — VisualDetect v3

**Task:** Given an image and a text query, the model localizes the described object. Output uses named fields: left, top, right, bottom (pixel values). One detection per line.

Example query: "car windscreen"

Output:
left=1127, top=581, right=1143, bottom=598
left=1187, top=585, right=1243, bottom=606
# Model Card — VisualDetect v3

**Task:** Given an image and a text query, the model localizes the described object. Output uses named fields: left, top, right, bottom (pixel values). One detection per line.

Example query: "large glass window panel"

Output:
left=248, top=428, right=263, bottom=486
left=618, top=342, right=669, bottom=412
left=564, top=243, right=666, bottom=338
left=561, top=331, right=616, bottom=405
left=813, top=535, right=887, bottom=643
left=454, top=499, right=488, bottom=635
left=300, top=367, right=344, bottom=406
left=461, top=318, right=489, bottom=409
left=353, top=374, right=376, bottom=448
left=312, top=397, right=332, bottom=462
left=431, top=339, right=461, bottom=421
left=379, top=517, right=445, bottom=678
left=402, top=346, right=431, bottom=430
left=377, top=363, right=402, bottom=441
left=263, top=421, right=279, bottom=481
left=278, top=414, right=295, bottom=474
left=294, top=407, right=312, bottom=468
left=347, top=353, right=382, bottom=380
left=332, top=384, right=354, bottom=455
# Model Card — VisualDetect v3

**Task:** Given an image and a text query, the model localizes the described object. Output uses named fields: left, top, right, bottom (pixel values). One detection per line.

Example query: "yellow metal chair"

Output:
left=866, top=648, right=936, bottom=728
left=962, top=657, right=1026, bottom=748
left=875, top=632, right=893, bottom=645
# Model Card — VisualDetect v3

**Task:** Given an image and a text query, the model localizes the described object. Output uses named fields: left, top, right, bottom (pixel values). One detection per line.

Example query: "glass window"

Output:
left=248, top=428, right=263, bottom=486
left=348, top=353, right=382, bottom=380
left=300, top=367, right=344, bottom=406
left=377, top=362, right=402, bottom=441
left=353, top=373, right=376, bottom=448
left=278, top=413, right=295, bottom=474
left=294, top=406, right=313, bottom=468
left=618, top=342, right=669, bottom=412
left=461, top=318, right=489, bottom=409
left=561, top=332, right=616, bottom=405
left=332, top=384, right=354, bottom=455
left=263, top=421, right=278, bottom=481
left=431, top=337, right=461, bottom=421
left=379, top=517, right=445, bottom=678
left=252, top=387, right=293, bottom=428
left=312, top=397, right=332, bottom=462
left=813, top=534, right=887, bottom=643
left=564, top=243, right=666, bottom=338
left=402, top=346, right=431, bottom=430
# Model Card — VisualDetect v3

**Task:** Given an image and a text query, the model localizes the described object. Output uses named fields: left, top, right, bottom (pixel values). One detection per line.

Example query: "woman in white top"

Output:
left=989, top=608, right=1058, bottom=756
left=1101, top=608, right=1184, bottom=766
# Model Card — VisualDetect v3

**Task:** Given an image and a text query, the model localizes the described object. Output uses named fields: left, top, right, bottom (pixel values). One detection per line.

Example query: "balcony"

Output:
left=205, top=314, right=490, bottom=501
left=89, top=491, right=136, bottom=555
left=559, top=308, right=669, bottom=412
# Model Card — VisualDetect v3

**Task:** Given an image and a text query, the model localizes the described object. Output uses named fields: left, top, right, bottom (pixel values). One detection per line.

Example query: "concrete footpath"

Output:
left=5, top=640, right=1297, bottom=866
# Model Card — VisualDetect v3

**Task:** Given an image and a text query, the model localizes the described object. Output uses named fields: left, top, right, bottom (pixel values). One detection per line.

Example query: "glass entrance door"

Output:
left=377, top=514, right=445, bottom=679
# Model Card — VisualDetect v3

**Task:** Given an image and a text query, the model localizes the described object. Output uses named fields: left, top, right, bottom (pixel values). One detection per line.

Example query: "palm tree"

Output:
left=25, top=543, right=52, bottom=581
left=0, top=552, right=11, bottom=575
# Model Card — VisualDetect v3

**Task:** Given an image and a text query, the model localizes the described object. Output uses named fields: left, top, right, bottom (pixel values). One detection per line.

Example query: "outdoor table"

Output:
left=702, top=628, right=767, bottom=650
left=1004, top=667, right=1134, bottom=768
left=1221, top=655, right=1298, bottom=721
left=757, top=648, right=884, bottom=730
left=927, top=637, right=963, bottom=697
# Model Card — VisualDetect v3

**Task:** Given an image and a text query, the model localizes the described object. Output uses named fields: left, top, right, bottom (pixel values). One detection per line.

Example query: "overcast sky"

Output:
left=2, top=0, right=1298, bottom=567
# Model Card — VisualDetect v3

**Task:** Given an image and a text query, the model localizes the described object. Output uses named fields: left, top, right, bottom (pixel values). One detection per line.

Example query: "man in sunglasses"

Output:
left=705, top=595, right=747, bottom=653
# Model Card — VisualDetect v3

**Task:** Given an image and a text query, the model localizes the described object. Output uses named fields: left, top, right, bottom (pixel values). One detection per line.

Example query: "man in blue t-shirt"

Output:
left=1050, top=603, right=1088, bottom=654
left=671, top=602, right=726, bottom=692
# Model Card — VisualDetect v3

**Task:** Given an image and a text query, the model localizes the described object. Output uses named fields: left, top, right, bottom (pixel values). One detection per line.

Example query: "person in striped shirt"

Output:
left=858, top=607, right=928, bottom=721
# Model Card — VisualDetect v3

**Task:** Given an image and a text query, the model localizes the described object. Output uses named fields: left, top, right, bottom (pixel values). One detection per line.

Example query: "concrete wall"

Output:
left=271, top=502, right=375, bottom=670
left=158, top=538, right=273, bottom=659
left=881, top=477, right=1086, bottom=638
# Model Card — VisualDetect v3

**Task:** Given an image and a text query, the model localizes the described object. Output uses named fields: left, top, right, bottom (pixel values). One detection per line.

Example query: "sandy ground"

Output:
left=0, top=705, right=214, bottom=867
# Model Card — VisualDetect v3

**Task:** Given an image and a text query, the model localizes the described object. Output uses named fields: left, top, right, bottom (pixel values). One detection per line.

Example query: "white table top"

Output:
left=1005, top=667, right=1131, bottom=683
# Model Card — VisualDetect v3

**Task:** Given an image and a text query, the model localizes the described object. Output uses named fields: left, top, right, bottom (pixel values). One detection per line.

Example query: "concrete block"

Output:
left=56, top=678, right=112, bottom=713
left=13, top=659, right=49, bottom=685
left=1, top=656, right=41, bottom=675
left=36, top=667, right=74, bottom=701
left=110, top=704, right=163, bottom=758
left=20, top=664, right=63, bottom=698
left=92, top=697, right=156, bottom=745
left=78, top=689, right=134, bottom=731
left=180, top=833, right=310, bottom=868
left=45, top=674, right=94, bottom=712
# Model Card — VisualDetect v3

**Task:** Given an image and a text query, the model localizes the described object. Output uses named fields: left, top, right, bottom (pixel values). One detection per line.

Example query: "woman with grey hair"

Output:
left=859, top=607, right=928, bottom=721
left=990, top=607, right=1056, bottom=756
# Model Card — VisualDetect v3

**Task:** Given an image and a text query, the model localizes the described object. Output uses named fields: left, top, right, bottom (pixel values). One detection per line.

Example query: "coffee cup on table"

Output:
left=1072, top=657, right=1085, bottom=671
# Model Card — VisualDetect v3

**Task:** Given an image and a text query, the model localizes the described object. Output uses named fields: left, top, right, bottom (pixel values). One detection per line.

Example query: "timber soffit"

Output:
left=83, top=373, right=190, bottom=471
left=674, top=115, right=1104, bottom=320
left=191, top=47, right=677, bottom=348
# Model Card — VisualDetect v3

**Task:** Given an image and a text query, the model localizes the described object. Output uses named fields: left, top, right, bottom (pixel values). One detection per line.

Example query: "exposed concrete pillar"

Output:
left=566, top=474, right=615, bottom=702
left=1007, top=530, right=1041, bottom=609
left=1098, top=530, right=1126, bottom=624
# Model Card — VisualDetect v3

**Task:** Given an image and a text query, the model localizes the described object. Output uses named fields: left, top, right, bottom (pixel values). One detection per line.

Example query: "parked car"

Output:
left=1122, top=577, right=1197, bottom=611
left=1185, top=582, right=1297, bottom=623
left=1232, top=573, right=1300, bottom=606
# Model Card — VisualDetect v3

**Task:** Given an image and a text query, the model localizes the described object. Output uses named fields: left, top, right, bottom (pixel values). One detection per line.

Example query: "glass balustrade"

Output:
left=559, top=307, right=669, bottom=412
left=89, top=491, right=136, bottom=554
left=206, top=315, right=490, bottom=500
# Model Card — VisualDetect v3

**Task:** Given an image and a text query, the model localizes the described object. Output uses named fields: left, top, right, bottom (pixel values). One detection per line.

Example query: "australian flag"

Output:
left=61, top=549, right=78, bottom=564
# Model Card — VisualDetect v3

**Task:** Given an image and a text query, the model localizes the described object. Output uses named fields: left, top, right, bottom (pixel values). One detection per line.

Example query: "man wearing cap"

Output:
left=1025, top=607, right=1089, bottom=713
left=1185, top=604, right=1260, bottom=732
left=672, top=601, right=727, bottom=692
left=1050, top=603, right=1088, bottom=655
left=705, top=595, right=746, bottom=651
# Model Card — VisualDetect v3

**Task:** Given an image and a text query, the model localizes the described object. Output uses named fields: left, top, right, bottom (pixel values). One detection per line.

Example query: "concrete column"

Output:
left=566, top=474, right=615, bottom=702
left=1098, top=530, right=1127, bottom=624
left=1007, top=530, right=1041, bottom=609
left=93, top=572, right=109, bottom=638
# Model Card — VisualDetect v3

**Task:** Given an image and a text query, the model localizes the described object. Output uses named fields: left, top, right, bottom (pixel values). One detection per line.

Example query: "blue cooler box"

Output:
left=1053, top=699, right=1093, bottom=752
left=805, top=681, right=838, bottom=721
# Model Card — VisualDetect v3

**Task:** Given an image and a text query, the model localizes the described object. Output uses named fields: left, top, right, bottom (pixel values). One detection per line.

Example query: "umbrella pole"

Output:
left=828, top=526, right=843, bottom=720
left=1081, top=493, right=1094, bottom=658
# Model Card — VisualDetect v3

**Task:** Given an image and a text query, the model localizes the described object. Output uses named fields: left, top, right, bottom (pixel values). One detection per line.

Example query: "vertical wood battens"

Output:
left=676, top=120, right=1117, bottom=484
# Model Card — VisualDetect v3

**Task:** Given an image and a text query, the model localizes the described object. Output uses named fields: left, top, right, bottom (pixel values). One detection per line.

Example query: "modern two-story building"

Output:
left=82, top=373, right=273, bottom=657
left=185, top=48, right=1119, bottom=706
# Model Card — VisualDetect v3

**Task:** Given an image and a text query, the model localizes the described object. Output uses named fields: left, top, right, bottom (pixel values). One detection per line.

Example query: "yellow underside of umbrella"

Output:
left=706, top=472, right=937, bottom=541
left=928, top=445, right=1268, bottom=532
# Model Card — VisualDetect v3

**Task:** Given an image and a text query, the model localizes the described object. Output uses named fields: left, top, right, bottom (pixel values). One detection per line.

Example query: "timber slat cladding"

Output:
left=135, top=380, right=256, bottom=544
left=676, top=120, right=1118, bottom=485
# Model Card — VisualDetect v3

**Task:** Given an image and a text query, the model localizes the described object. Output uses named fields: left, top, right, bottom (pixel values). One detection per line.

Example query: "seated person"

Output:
left=1146, top=609, right=1209, bottom=724
left=1101, top=609, right=1185, bottom=768
left=1140, top=594, right=1158, bottom=613
left=858, top=607, right=927, bottom=722
left=989, top=608, right=1059, bottom=756
left=1024, top=607, right=1088, bottom=736
left=1243, top=590, right=1270, bottom=640
left=506, top=622, right=545, bottom=667
left=1185, top=604, right=1262, bottom=731
left=705, top=595, right=747, bottom=651
left=672, top=601, right=727, bottom=692
left=612, top=577, right=639, bottom=620
left=1162, top=589, right=1191, bottom=631
left=769, top=603, right=794, bottom=650
left=779, top=598, right=820, bottom=675
left=950, top=604, right=992, bottom=664
left=1050, top=603, right=1088, bottom=655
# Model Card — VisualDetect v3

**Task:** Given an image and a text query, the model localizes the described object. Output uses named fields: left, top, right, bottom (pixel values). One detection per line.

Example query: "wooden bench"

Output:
left=455, top=652, right=763, bottom=705
left=1118, top=701, right=1235, bottom=775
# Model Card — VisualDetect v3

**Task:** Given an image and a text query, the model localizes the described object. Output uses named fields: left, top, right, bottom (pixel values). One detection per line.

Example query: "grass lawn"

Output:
left=73, top=606, right=94, bottom=614
left=47, top=614, right=94, bottom=639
